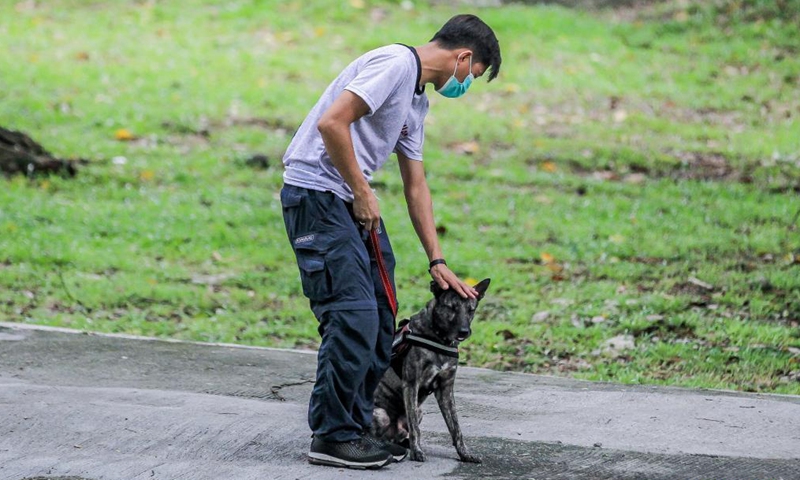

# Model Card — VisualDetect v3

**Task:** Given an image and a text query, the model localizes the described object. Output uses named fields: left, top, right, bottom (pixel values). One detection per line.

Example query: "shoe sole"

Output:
left=308, top=453, right=391, bottom=470
left=390, top=451, right=408, bottom=463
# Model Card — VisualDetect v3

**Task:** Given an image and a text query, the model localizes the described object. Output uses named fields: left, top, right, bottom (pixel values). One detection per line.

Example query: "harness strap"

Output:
left=369, top=229, right=398, bottom=318
left=405, top=334, right=459, bottom=358
left=390, top=319, right=459, bottom=378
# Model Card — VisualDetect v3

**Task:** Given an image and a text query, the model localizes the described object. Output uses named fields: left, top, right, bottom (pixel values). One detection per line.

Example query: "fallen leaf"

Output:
left=139, top=170, right=154, bottom=182
left=212, top=251, right=223, bottom=262
left=452, top=140, right=480, bottom=155
left=546, top=262, right=564, bottom=273
left=540, top=252, right=555, bottom=264
left=541, top=161, right=557, bottom=173
left=115, top=128, right=136, bottom=141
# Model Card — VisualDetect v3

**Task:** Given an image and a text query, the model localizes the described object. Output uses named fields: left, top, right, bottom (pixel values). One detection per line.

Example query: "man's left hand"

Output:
left=430, top=264, right=478, bottom=299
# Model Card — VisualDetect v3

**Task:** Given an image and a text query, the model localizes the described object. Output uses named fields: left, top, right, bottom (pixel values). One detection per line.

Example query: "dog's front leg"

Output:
left=402, top=379, right=425, bottom=462
left=434, top=379, right=481, bottom=463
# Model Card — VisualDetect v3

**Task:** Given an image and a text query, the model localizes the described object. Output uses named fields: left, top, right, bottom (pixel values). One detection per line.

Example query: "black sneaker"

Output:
left=308, top=436, right=392, bottom=469
left=362, top=433, right=409, bottom=462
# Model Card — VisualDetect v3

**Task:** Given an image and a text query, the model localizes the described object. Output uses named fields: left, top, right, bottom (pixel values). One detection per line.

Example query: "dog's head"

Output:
left=429, top=278, right=490, bottom=345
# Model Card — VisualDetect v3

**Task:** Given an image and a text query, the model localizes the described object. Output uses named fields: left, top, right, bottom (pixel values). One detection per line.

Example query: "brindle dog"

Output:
left=371, top=278, right=490, bottom=463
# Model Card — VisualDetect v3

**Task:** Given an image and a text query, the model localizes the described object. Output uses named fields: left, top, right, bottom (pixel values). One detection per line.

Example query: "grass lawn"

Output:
left=1, top=0, right=798, bottom=394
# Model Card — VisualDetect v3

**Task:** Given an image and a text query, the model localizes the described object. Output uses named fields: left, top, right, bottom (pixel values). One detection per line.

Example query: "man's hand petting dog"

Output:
left=429, top=263, right=479, bottom=299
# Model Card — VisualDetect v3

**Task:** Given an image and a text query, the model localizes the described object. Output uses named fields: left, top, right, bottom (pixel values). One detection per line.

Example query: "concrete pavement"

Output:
left=1, top=322, right=799, bottom=480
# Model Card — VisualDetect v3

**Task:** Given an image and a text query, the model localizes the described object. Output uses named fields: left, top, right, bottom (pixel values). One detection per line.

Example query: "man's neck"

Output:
left=414, top=42, right=454, bottom=92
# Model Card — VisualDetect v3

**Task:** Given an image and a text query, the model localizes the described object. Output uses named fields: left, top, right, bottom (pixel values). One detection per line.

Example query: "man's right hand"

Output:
left=353, top=188, right=381, bottom=231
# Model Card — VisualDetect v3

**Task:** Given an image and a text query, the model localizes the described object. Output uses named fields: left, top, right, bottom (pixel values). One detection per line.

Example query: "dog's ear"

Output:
left=430, top=281, right=447, bottom=298
left=474, top=278, right=491, bottom=301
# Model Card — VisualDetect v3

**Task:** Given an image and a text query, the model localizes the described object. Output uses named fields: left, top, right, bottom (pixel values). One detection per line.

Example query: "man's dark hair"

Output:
left=431, top=14, right=501, bottom=82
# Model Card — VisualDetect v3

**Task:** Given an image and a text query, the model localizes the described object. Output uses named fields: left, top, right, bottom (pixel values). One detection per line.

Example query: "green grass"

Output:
left=1, top=0, right=798, bottom=394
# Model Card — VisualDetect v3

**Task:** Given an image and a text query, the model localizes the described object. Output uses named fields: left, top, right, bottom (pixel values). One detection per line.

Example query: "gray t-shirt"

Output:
left=282, top=44, right=429, bottom=202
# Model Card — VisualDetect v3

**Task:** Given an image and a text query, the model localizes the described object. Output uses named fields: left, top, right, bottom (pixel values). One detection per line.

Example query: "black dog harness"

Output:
left=390, top=319, right=459, bottom=378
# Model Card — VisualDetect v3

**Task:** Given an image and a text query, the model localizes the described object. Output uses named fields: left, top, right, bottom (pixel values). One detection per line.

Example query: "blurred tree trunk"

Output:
left=0, top=127, right=78, bottom=177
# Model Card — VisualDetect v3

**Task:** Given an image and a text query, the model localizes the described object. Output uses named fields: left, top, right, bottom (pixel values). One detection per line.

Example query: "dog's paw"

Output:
left=409, top=448, right=426, bottom=462
left=459, top=453, right=482, bottom=464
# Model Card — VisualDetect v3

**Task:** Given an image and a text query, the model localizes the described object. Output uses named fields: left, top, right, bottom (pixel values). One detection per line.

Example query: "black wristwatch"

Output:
left=428, top=258, right=447, bottom=273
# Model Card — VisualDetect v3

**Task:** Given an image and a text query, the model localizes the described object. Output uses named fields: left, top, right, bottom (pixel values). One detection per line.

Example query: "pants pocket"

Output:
left=296, top=248, right=330, bottom=301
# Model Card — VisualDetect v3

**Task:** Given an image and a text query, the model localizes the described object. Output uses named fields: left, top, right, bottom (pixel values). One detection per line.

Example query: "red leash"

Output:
left=369, top=228, right=398, bottom=318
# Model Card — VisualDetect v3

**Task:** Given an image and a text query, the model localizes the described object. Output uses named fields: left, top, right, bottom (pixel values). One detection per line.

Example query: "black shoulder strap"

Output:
left=396, top=43, right=425, bottom=95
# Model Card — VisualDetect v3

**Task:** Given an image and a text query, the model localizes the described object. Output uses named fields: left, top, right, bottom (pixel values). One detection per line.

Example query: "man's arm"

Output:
left=397, top=152, right=478, bottom=299
left=317, top=90, right=381, bottom=231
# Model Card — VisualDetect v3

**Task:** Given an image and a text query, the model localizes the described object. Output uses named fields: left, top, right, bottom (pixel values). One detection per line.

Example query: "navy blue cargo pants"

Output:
left=281, top=184, right=397, bottom=442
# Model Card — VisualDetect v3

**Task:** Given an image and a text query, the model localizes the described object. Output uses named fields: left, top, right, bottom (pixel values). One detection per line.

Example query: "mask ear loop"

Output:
left=451, top=54, right=461, bottom=77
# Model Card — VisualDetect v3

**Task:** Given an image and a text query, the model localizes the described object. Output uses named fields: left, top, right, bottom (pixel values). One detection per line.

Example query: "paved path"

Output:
left=1, top=322, right=798, bottom=480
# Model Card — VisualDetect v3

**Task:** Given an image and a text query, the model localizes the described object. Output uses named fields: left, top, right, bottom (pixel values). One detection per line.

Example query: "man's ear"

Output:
left=474, top=278, right=491, bottom=301
left=430, top=281, right=447, bottom=298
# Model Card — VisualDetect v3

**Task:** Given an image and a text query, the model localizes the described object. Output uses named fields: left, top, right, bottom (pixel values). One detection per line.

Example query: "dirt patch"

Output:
left=211, top=116, right=294, bottom=135
left=631, top=317, right=698, bottom=340
left=668, top=150, right=748, bottom=181
left=1, top=127, right=86, bottom=177
left=669, top=278, right=716, bottom=297
left=532, top=149, right=777, bottom=185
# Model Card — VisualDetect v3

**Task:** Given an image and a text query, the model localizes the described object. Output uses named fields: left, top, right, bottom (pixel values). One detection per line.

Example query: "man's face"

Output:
left=436, top=51, right=487, bottom=95
left=452, top=52, right=487, bottom=84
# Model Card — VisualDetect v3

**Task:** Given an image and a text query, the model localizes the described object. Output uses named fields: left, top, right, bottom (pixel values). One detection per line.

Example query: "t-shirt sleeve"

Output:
left=394, top=123, right=424, bottom=161
left=344, top=53, right=411, bottom=116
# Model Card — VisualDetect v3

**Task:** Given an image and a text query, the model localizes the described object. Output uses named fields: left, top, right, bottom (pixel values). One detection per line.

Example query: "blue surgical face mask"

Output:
left=436, top=54, right=473, bottom=99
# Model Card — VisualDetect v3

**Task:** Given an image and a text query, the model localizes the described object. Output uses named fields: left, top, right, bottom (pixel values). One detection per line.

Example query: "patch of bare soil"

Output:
left=0, top=127, right=86, bottom=177
left=667, top=150, right=745, bottom=181
left=542, top=149, right=800, bottom=189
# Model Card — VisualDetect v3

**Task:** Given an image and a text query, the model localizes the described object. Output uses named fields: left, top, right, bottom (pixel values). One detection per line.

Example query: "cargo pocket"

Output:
left=281, top=187, right=303, bottom=209
left=295, top=241, right=332, bottom=302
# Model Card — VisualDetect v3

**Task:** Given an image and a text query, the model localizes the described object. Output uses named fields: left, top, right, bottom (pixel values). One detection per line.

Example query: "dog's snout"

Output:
left=457, top=328, right=471, bottom=339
